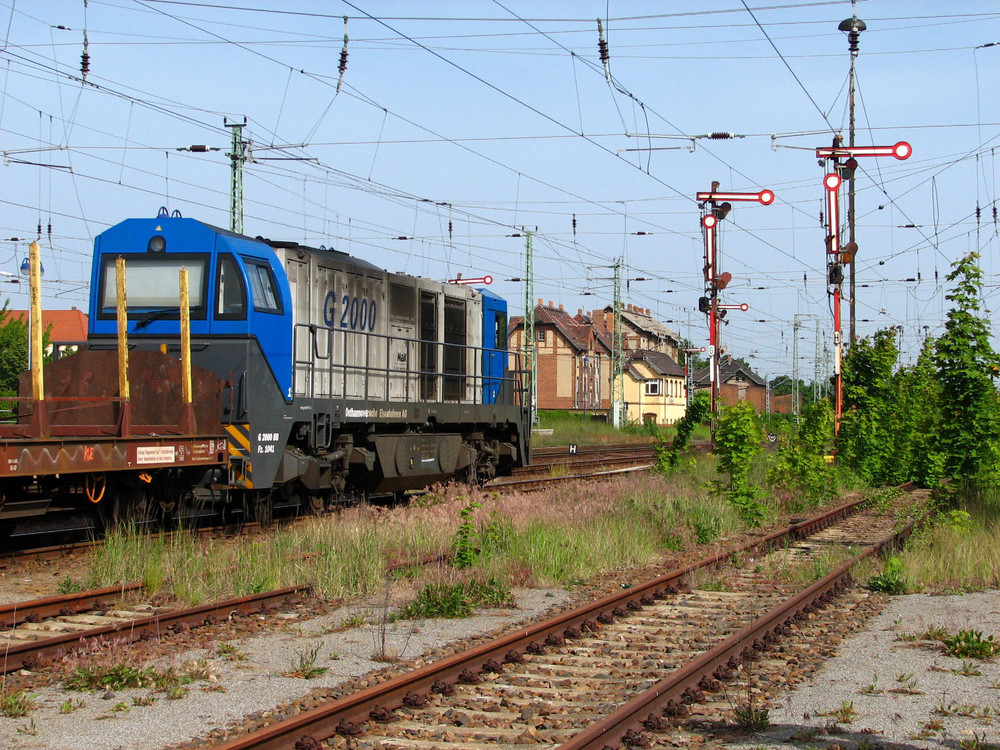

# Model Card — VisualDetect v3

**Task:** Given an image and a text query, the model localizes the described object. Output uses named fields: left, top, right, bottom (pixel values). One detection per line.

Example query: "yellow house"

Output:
left=624, top=350, right=687, bottom=426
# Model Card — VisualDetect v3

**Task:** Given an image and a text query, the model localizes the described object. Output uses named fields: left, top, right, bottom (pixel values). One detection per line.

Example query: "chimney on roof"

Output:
left=626, top=303, right=632, bottom=311
left=538, top=298, right=543, bottom=306
left=646, top=308, right=650, bottom=315
left=548, top=301, right=554, bottom=308
left=559, top=304, right=564, bottom=311
left=578, top=308, right=583, bottom=316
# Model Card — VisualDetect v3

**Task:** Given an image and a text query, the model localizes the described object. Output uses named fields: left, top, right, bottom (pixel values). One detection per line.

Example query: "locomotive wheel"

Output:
left=252, top=491, right=273, bottom=527
left=307, top=492, right=326, bottom=515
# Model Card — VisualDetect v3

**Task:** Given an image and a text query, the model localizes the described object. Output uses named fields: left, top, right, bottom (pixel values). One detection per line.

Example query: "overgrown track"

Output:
left=490, top=442, right=664, bottom=491
left=2, top=443, right=659, bottom=559
left=209, top=488, right=928, bottom=750
left=0, top=584, right=311, bottom=674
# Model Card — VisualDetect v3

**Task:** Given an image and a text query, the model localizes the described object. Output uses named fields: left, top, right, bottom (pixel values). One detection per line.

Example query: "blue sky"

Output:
left=2, top=1, right=999, bottom=379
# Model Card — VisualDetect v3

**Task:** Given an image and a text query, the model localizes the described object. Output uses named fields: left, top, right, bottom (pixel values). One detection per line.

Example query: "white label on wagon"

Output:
left=136, top=446, right=177, bottom=464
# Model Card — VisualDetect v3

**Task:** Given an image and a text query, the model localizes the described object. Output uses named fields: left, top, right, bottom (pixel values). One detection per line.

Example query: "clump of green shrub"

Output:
left=869, top=556, right=907, bottom=594
left=396, top=577, right=513, bottom=620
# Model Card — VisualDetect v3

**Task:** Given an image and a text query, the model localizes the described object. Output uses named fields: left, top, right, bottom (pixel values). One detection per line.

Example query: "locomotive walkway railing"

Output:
left=291, top=322, right=526, bottom=409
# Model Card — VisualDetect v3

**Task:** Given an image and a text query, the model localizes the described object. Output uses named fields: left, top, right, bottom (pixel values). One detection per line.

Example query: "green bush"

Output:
left=869, top=556, right=907, bottom=594
left=715, top=402, right=766, bottom=525
left=767, top=401, right=835, bottom=506
left=941, top=629, right=1000, bottom=660
left=656, top=391, right=710, bottom=472
left=397, top=577, right=513, bottom=620
left=453, top=499, right=481, bottom=569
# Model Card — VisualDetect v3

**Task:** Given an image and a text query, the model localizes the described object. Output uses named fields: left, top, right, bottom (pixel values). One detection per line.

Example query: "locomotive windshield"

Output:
left=99, top=254, right=207, bottom=315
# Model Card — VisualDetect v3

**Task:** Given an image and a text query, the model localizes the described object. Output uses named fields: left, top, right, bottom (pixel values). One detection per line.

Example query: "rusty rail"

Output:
left=558, top=508, right=930, bottom=749
left=2, top=584, right=311, bottom=674
left=0, top=583, right=146, bottom=629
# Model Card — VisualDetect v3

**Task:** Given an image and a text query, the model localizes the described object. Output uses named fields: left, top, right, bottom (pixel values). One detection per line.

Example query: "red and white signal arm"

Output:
left=696, top=189, right=774, bottom=205
left=816, top=141, right=912, bottom=161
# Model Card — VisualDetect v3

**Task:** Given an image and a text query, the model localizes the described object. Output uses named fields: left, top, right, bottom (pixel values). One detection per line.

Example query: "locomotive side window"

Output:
left=215, top=254, right=247, bottom=319
left=390, top=283, right=415, bottom=321
left=98, top=254, right=207, bottom=317
left=244, top=259, right=283, bottom=314
left=494, top=313, right=507, bottom=350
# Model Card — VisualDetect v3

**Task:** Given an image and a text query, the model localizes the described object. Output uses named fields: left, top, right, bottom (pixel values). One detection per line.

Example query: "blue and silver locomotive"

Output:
left=87, top=211, right=529, bottom=518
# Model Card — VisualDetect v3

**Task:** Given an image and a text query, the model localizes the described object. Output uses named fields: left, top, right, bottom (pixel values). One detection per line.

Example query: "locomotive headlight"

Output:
left=148, top=234, right=167, bottom=253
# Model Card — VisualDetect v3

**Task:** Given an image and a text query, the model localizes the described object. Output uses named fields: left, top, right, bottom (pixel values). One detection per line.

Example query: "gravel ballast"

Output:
left=727, top=590, right=1000, bottom=749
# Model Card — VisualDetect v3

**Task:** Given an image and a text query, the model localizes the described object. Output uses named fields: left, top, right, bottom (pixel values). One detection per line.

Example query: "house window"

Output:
left=644, top=379, right=661, bottom=396
left=536, top=329, right=546, bottom=342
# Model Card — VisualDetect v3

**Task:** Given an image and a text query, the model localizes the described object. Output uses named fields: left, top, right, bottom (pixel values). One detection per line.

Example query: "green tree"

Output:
left=0, top=302, right=28, bottom=397
left=934, top=252, right=1000, bottom=484
left=836, top=327, right=943, bottom=487
left=896, top=339, right=944, bottom=487
left=836, top=328, right=903, bottom=484
left=767, top=400, right=835, bottom=506
left=715, top=401, right=765, bottom=525
left=656, top=390, right=710, bottom=472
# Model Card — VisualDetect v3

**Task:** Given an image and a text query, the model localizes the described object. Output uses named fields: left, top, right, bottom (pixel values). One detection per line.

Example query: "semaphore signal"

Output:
left=697, top=183, right=773, bottom=442
left=816, top=139, right=911, bottom=434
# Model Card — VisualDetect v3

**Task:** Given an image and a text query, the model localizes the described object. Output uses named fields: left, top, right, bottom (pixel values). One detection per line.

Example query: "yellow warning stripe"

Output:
left=225, top=423, right=254, bottom=489
left=225, top=423, right=252, bottom=453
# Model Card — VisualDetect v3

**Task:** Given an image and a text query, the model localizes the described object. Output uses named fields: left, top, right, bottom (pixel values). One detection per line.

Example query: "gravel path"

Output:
left=726, top=590, right=1000, bottom=750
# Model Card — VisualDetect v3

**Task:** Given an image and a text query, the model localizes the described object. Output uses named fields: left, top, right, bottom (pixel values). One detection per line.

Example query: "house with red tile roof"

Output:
left=509, top=300, right=613, bottom=413
left=7, top=307, right=88, bottom=354
left=510, top=300, right=688, bottom=424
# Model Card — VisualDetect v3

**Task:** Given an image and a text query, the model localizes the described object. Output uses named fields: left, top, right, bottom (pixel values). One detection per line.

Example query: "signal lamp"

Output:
left=148, top=235, right=167, bottom=253
left=698, top=297, right=711, bottom=313
left=828, top=265, right=845, bottom=286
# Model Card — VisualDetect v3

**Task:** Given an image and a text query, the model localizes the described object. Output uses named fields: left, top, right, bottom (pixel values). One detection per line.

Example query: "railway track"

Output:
left=205, top=487, right=928, bottom=750
left=0, top=583, right=312, bottom=674
left=512, top=446, right=657, bottom=480
left=493, top=442, right=660, bottom=489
